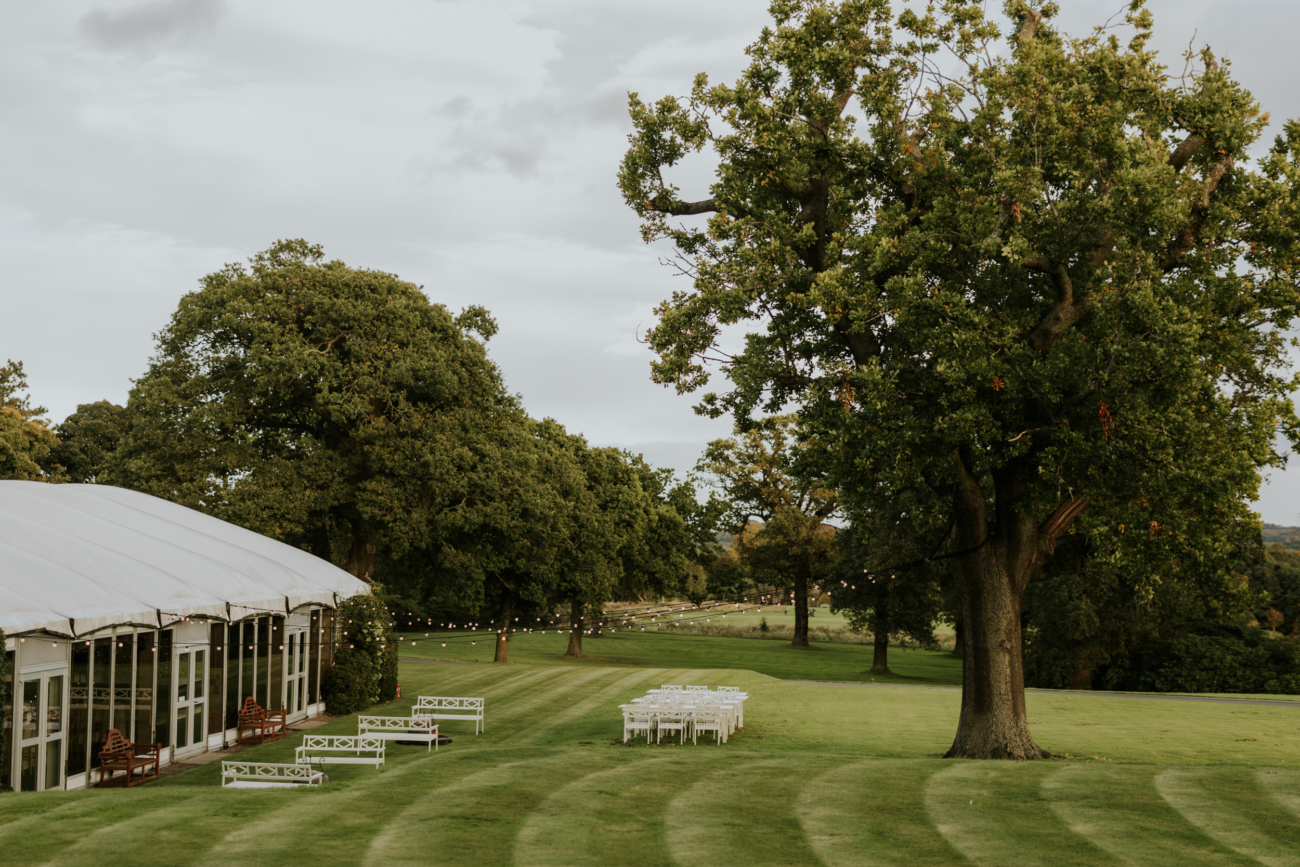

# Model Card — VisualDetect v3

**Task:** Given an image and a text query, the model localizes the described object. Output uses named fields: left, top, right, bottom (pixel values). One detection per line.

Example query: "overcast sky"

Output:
left=4, top=0, right=1300, bottom=522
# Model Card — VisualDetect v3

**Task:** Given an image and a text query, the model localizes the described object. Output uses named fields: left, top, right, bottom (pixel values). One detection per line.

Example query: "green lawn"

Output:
left=2, top=644, right=1298, bottom=865
left=400, top=623, right=964, bottom=685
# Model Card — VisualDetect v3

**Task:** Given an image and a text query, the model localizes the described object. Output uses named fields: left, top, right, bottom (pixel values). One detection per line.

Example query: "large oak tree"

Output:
left=106, top=240, right=521, bottom=583
left=620, top=1, right=1300, bottom=757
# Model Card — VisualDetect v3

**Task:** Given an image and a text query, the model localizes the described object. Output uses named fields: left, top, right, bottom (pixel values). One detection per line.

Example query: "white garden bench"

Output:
left=357, top=715, right=440, bottom=751
left=413, top=696, right=485, bottom=735
left=222, top=761, right=325, bottom=788
left=295, top=734, right=386, bottom=767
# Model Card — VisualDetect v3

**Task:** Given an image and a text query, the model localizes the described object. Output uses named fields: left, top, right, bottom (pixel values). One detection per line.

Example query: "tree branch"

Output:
left=1035, top=494, right=1090, bottom=568
left=1016, top=6, right=1042, bottom=47
left=1162, top=151, right=1233, bottom=270
left=651, top=197, right=719, bottom=216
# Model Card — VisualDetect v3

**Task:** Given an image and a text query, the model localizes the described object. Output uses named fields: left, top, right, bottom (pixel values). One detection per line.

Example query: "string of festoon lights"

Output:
left=14, top=580, right=886, bottom=655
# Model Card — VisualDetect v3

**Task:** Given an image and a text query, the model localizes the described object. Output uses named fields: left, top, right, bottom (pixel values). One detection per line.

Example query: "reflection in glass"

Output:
left=194, top=650, right=205, bottom=700
left=155, top=630, right=172, bottom=748
left=2, top=650, right=12, bottom=787
left=256, top=618, right=270, bottom=709
left=90, top=637, right=111, bottom=768
left=226, top=623, right=240, bottom=730
left=209, top=624, right=224, bottom=736
left=176, top=705, right=189, bottom=748
left=20, top=745, right=37, bottom=792
left=113, top=631, right=133, bottom=735
left=44, top=739, right=61, bottom=791
left=193, top=706, right=204, bottom=747
left=46, top=675, right=63, bottom=737
left=69, top=642, right=90, bottom=776
left=268, top=619, right=283, bottom=710
left=134, top=632, right=154, bottom=746
left=177, top=652, right=189, bottom=702
left=21, top=679, right=38, bottom=741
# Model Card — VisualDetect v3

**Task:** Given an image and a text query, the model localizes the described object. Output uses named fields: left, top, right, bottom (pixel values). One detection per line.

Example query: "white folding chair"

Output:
left=692, top=709, right=726, bottom=745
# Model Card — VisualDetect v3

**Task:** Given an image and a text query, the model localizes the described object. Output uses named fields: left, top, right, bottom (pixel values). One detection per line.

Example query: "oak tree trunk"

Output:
left=791, top=564, right=811, bottom=648
left=942, top=455, right=1087, bottom=760
left=346, top=522, right=377, bottom=582
left=951, top=618, right=964, bottom=659
left=494, top=594, right=513, bottom=664
left=565, top=599, right=585, bottom=658
left=945, top=546, right=1047, bottom=759
left=871, top=632, right=891, bottom=674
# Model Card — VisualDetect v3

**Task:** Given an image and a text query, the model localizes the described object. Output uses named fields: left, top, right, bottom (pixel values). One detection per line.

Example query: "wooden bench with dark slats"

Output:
left=97, top=729, right=161, bottom=788
left=237, top=695, right=288, bottom=745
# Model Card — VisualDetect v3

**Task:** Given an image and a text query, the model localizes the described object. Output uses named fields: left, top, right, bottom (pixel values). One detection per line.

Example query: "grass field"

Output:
left=2, top=636, right=1297, bottom=866
left=399, top=623, right=965, bottom=685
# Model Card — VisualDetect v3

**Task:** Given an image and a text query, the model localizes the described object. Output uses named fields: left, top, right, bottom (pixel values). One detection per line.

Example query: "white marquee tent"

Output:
left=0, top=481, right=369, bottom=637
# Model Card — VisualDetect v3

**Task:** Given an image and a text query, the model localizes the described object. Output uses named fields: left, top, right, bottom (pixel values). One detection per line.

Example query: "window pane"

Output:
left=134, top=632, right=154, bottom=746
left=46, top=675, right=64, bottom=737
left=193, top=650, right=205, bottom=700
left=154, top=630, right=172, bottom=748
left=209, top=625, right=224, bottom=736
left=44, top=739, right=62, bottom=791
left=20, top=745, right=37, bottom=792
left=176, top=705, right=188, bottom=748
left=268, top=619, right=283, bottom=710
left=113, top=632, right=133, bottom=735
left=226, top=623, right=240, bottom=730
left=21, top=679, right=38, bottom=741
left=193, top=706, right=204, bottom=747
left=90, top=637, right=112, bottom=768
left=242, top=620, right=257, bottom=707
left=2, top=650, right=13, bottom=787
left=177, top=652, right=189, bottom=702
left=256, top=618, right=269, bottom=709
left=68, top=642, right=90, bottom=776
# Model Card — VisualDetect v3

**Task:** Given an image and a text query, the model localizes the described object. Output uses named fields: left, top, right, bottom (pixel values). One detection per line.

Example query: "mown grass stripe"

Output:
left=361, top=749, right=617, bottom=867
left=1155, top=768, right=1300, bottom=867
left=188, top=748, right=470, bottom=867
left=665, top=757, right=837, bottom=867
left=513, top=754, right=717, bottom=866
left=924, top=762, right=1109, bottom=866
left=510, top=667, right=666, bottom=746
left=1255, top=768, right=1300, bottom=819
left=796, top=758, right=963, bottom=867
left=1042, top=765, right=1254, bottom=867
left=33, top=794, right=210, bottom=867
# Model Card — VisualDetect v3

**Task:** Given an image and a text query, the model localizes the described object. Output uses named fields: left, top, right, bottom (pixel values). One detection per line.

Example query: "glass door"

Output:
left=172, top=648, right=206, bottom=758
left=285, top=630, right=307, bottom=720
left=18, top=672, right=66, bottom=792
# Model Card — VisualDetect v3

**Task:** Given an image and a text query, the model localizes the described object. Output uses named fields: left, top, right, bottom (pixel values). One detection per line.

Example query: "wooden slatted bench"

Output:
left=222, top=761, right=325, bottom=788
left=413, top=696, right=485, bottom=734
left=237, top=696, right=288, bottom=745
left=295, top=734, right=385, bottom=767
left=97, top=729, right=161, bottom=788
left=357, top=716, right=439, bottom=751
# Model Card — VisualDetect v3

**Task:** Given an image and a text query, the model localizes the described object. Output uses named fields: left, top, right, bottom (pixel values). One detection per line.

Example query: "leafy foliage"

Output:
left=105, top=240, right=520, bottom=582
left=621, top=0, right=1300, bottom=756
left=46, top=401, right=129, bottom=483
left=0, top=361, right=61, bottom=482
left=322, top=590, right=399, bottom=714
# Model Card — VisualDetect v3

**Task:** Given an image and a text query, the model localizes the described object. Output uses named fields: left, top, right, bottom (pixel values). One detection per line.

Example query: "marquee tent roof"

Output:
left=0, top=481, right=369, bottom=638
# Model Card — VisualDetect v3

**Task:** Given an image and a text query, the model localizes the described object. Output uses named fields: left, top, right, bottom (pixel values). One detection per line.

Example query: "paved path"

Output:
left=785, top=680, right=1300, bottom=707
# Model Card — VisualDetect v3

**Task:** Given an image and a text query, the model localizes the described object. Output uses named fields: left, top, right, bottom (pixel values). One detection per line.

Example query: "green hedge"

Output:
left=322, top=589, right=399, bottom=715
left=1132, top=625, right=1300, bottom=695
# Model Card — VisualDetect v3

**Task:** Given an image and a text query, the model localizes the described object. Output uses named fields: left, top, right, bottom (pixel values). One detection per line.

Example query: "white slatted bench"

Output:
left=295, top=734, right=386, bottom=767
left=413, top=696, right=485, bottom=735
left=222, top=761, right=325, bottom=788
left=357, top=715, right=440, bottom=751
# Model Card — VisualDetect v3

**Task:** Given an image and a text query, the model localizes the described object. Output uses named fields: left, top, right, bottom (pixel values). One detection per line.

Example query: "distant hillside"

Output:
left=1263, top=524, right=1300, bottom=549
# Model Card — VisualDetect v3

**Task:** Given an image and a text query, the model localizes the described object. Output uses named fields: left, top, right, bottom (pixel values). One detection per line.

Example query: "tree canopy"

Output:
left=106, top=239, right=521, bottom=582
left=696, top=416, right=837, bottom=647
left=0, top=360, right=61, bottom=482
left=621, top=0, right=1300, bottom=757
